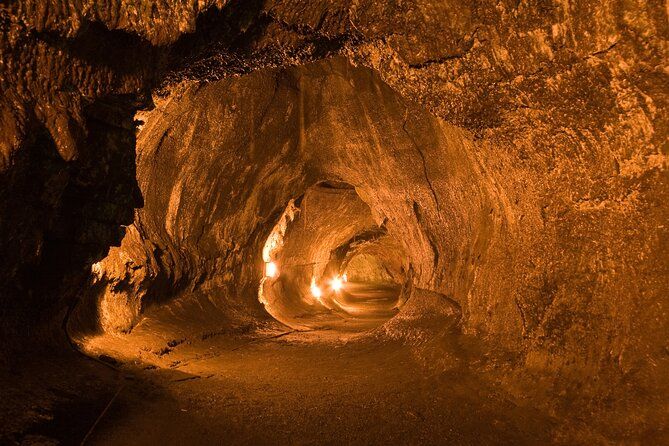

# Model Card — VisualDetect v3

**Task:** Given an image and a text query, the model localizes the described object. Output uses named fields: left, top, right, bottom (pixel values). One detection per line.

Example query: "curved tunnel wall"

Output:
left=78, top=53, right=669, bottom=398
left=259, top=183, right=409, bottom=331
left=79, top=57, right=508, bottom=343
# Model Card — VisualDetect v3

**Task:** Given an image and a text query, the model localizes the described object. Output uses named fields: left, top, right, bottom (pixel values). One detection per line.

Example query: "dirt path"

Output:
left=84, top=333, right=558, bottom=445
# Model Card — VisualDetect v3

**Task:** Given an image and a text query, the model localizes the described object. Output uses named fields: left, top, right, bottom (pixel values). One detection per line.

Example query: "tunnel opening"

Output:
left=259, top=182, right=409, bottom=332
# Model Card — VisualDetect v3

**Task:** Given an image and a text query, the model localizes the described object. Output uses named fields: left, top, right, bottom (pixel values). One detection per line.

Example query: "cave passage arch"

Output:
left=259, top=182, right=411, bottom=331
left=74, top=57, right=495, bottom=347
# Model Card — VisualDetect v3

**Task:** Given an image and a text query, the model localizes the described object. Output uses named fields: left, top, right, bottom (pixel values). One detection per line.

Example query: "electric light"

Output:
left=330, top=276, right=343, bottom=292
left=342, top=273, right=348, bottom=282
left=266, top=261, right=278, bottom=278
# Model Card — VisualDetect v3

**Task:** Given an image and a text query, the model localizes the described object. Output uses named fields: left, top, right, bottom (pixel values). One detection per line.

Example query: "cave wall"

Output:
left=262, top=185, right=383, bottom=324
left=0, top=0, right=666, bottom=416
left=258, top=183, right=409, bottom=329
left=88, top=58, right=501, bottom=336
left=0, top=95, right=143, bottom=357
left=85, top=50, right=668, bottom=403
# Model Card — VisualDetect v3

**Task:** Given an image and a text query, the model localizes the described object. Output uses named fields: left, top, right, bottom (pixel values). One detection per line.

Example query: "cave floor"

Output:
left=5, top=291, right=654, bottom=445
left=74, top=327, right=561, bottom=446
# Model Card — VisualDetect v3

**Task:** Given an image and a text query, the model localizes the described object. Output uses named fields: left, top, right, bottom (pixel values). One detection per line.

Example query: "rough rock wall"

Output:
left=8, top=0, right=229, bottom=44
left=1, top=4, right=156, bottom=353
left=348, top=1, right=669, bottom=402
left=0, top=0, right=351, bottom=352
left=0, top=95, right=142, bottom=356
left=0, top=0, right=666, bottom=426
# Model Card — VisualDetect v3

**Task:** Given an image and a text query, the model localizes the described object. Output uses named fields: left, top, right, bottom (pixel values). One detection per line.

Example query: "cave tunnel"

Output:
left=1, top=2, right=668, bottom=445
left=259, top=181, right=410, bottom=331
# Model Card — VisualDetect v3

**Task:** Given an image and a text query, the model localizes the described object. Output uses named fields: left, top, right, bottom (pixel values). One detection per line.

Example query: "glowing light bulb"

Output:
left=310, top=277, right=322, bottom=299
left=330, top=276, right=343, bottom=292
left=266, top=261, right=278, bottom=278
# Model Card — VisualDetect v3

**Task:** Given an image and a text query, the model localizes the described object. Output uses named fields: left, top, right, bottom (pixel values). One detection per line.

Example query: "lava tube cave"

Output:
left=0, top=2, right=668, bottom=445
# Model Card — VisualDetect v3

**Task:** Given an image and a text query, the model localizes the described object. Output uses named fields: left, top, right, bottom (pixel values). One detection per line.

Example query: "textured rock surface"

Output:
left=81, top=58, right=497, bottom=334
left=259, top=183, right=408, bottom=329
left=76, top=56, right=668, bottom=436
left=0, top=0, right=667, bottom=443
